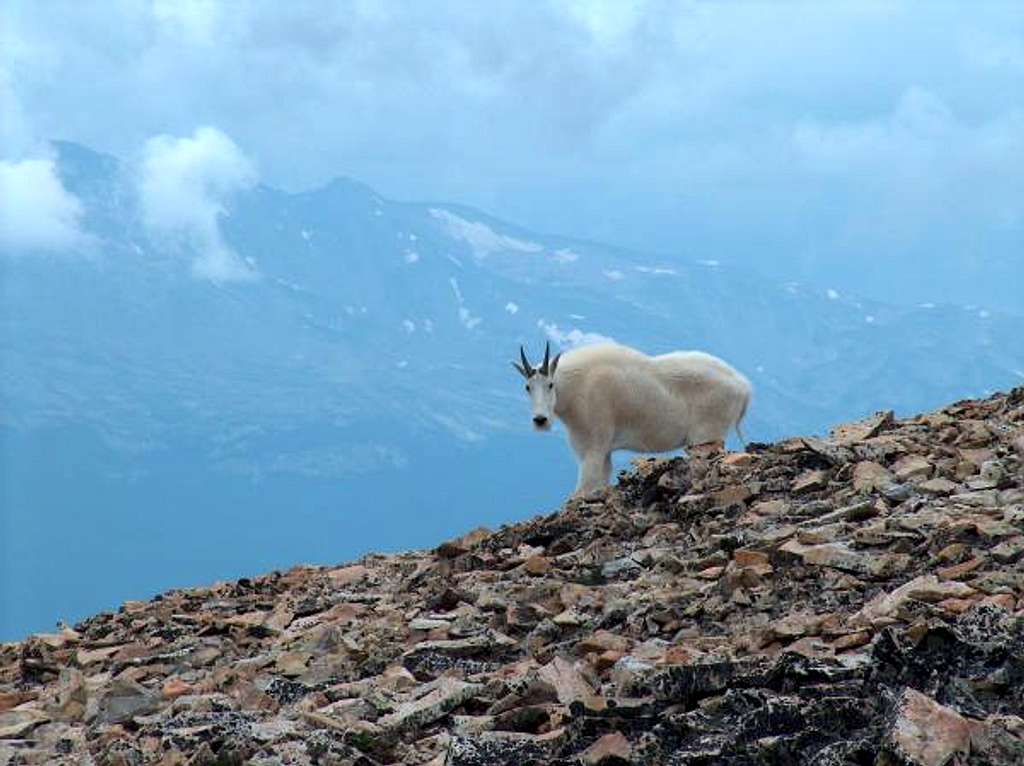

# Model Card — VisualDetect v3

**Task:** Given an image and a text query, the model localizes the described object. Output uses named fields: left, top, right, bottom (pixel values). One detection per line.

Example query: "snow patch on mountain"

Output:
left=432, top=413, right=484, bottom=443
left=449, top=277, right=482, bottom=330
left=429, top=209, right=543, bottom=258
left=537, top=319, right=613, bottom=349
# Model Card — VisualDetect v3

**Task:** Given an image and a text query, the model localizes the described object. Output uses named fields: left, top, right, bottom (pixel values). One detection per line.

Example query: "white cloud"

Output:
left=505, top=302, right=519, bottom=314
left=961, top=32, right=1024, bottom=76
left=1, top=66, right=35, bottom=158
left=537, top=319, right=613, bottom=349
left=138, top=126, right=257, bottom=282
left=791, top=88, right=957, bottom=172
left=552, top=248, right=580, bottom=263
left=0, top=158, right=87, bottom=253
left=152, top=0, right=224, bottom=45
left=5, top=4, right=1021, bottom=309
left=826, top=288, right=839, bottom=300
left=430, top=209, right=542, bottom=258
left=603, top=269, right=624, bottom=281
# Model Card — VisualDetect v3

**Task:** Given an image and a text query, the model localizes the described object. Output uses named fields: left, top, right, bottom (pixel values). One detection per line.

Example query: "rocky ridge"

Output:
left=2, top=388, right=1024, bottom=765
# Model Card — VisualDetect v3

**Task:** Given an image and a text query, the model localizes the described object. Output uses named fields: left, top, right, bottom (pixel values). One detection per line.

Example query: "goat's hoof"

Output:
left=577, top=487, right=609, bottom=503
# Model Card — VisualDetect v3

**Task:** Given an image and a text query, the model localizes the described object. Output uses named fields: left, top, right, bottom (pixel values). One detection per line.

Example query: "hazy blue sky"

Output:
left=2, top=1, right=1022, bottom=302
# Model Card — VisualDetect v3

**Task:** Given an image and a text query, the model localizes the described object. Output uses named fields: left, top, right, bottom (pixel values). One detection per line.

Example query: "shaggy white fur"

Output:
left=518, top=342, right=751, bottom=497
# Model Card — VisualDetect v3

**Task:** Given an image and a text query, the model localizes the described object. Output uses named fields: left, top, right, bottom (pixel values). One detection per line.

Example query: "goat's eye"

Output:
left=548, top=383, right=554, bottom=390
left=524, top=384, right=530, bottom=392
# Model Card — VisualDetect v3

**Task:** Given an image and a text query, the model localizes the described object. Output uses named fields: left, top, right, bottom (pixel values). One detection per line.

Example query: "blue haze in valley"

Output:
left=1, top=3, right=1022, bottom=640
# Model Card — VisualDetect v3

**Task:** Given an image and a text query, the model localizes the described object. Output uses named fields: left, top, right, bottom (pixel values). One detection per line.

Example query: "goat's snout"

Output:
left=533, top=415, right=549, bottom=428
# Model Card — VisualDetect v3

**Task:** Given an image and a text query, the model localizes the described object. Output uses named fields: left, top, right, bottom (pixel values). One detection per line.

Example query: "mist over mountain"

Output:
left=1, top=141, right=1021, bottom=641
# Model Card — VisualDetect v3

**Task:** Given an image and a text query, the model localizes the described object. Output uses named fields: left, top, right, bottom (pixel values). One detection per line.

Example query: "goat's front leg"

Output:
left=574, top=451, right=612, bottom=498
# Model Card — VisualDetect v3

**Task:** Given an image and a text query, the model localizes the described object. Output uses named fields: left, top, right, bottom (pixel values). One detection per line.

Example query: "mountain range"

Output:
left=1, top=141, right=1021, bottom=640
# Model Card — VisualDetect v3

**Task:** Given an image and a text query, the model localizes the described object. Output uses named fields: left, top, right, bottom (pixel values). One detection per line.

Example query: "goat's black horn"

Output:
left=520, top=345, right=533, bottom=375
left=540, top=341, right=551, bottom=374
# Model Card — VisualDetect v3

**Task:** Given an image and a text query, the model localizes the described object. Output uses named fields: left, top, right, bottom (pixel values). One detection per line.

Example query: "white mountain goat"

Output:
left=513, top=341, right=752, bottom=497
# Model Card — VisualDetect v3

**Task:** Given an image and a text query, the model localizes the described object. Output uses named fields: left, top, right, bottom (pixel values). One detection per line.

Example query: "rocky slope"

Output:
left=2, top=388, right=1024, bottom=765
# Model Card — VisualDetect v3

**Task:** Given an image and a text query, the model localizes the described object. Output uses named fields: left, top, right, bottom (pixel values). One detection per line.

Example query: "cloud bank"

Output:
left=3, top=1, right=1022, bottom=307
left=138, top=126, right=257, bottom=282
left=0, top=158, right=86, bottom=253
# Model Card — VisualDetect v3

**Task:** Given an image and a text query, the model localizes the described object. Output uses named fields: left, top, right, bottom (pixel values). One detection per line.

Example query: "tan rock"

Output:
left=275, top=651, right=311, bottom=677
left=752, top=499, right=789, bottom=516
left=854, top=575, right=977, bottom=627
left=94, top=678, right=161, bottom=724
left=935, top=543, right=969, bottom=563
left=523, top=555, right=551, bottom=576
left=722, top=452, right=754, bottom=468
left=853, top=461, right=895, bottom=493
left=581, top=731, right=632, bottom=765
left=0, top=706, right=50, bottom=739
left=733, top=549, right=770, bottom=567
left=46, top=668, right=87, bottom=721
left=991, top=536, right=1024, bottom=564
left=0, top=692, right=35, bottom=713
left=892, top=455, right=933, bottom=482
left=576, top=630, right=631, bottom=656
left=76, top=644, right=125, bottom=666
left=918, top=477, right=958, bottom=495
left=377, top=677, right=483, bottom=736
left=982, top=593, right=1016, bottom=610
left=539, top=656, right=605, bottom=711
left=831, top=631, right=871, bottom=651
left=768, top=611, right=823, bottom=639
left=937, top=556, right=984, bottom=581
left=327, top=564, right=368, bottom=586
left=937, top=597, right=977, bottom=615
left=831, top=410, right=894, bottom=444
left=161, top=678, right=192, bottom=700
left=437, top=526, right=491, bottom=558
left=793, top=469, right=830, bottom=494
left=885, top=687, right=977, bottom=766
left=780, top=539, right=906, bottom=578
left=712, top=484, right=754, bottom=507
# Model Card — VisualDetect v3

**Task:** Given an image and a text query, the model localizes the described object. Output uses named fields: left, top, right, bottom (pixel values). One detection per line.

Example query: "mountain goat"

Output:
left=513, top=341, right=752, bottom=497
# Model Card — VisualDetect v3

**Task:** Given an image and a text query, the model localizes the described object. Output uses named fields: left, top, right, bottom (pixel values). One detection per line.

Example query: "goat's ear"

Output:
left=512, top=361, right=530, bottom=378
left=550, top=353, right=562, bottom=375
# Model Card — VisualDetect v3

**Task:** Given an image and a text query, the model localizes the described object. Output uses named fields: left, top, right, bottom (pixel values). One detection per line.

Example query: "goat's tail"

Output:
left=733, top=391, right=750, bottom=448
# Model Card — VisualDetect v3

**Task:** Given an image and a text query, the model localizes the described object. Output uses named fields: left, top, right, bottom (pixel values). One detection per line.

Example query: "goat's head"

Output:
left=512, top=341, right=561, bottom=431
